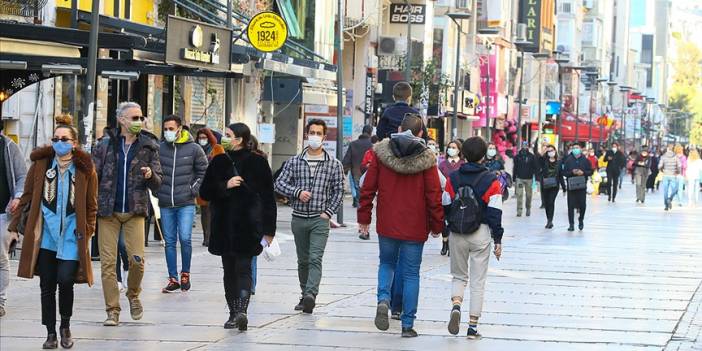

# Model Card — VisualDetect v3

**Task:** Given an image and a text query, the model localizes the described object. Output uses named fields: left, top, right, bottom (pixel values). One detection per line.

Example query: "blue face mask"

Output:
left=52, top=141, right=73, bottom=156
left=572, top=148, right=582, bottom=156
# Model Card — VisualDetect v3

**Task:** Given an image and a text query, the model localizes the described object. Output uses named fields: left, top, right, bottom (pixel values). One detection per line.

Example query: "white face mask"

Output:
left=447, top=148, right=459, bottom=157
left=164, top=130, right=178, bottom=143
left=198, top=139, right=209, bottom=146
left=487, top=149, right=497, bottom=158
left=612, top=147, right=618, bottom=152
left=548, top=151, right=556, bottom=158
left=428, top=144, right=437, bottom=153
left=308, top=135, right=323, bottom=150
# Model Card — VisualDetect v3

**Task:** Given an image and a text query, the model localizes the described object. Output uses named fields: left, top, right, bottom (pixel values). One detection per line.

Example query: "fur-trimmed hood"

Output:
left=374, top=136, right=436, bottom=175
left=30, top=146, right=94, bottom=174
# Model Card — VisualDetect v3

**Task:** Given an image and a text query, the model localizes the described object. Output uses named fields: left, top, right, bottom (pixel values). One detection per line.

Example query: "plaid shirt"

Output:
left=274, top=148, right=344, bottom=218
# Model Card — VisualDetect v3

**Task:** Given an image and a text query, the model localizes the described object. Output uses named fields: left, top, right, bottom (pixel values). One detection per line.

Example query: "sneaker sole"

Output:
left=467, top=334, right=482, bottom=340
left=131, top=311, right=143, bottom=320
left=302, top=296, right=315, bottom=314
left=374, top=303, right=389, bottom=331
left=103, top=320, right=119, bottom=326
left=448, top=309, right=461, bottom=335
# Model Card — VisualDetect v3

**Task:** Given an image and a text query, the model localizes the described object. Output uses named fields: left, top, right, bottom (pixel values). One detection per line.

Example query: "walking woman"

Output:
left=634, top=148, right=652, bottom=203
left=9, top=122, right=97, bottom=349
left=438, top=140, right=464, bottom=256
left=199, top=123, right=276, bottom=331
left=540, top=145, right=565, bottom=229
left=686, top=149, right=702, bottom=207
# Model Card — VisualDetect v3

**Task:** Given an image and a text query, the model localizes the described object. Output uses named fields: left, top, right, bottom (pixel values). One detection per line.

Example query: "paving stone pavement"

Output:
left=1, top=182, right=701, bottom=350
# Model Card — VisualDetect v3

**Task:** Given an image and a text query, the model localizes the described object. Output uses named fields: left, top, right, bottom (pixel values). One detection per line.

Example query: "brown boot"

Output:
left=42, top=333, right=58, bottom=349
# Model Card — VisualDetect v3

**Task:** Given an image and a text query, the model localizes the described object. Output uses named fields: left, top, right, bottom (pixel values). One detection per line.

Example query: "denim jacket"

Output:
left=40, top=159, right=79, bottom=261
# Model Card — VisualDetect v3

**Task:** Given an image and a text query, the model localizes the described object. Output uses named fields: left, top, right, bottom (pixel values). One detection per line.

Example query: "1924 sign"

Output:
left=389, top=4, right=426, bottom=24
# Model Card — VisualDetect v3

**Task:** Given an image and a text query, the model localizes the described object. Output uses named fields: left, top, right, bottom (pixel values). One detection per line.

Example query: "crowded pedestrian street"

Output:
left=1, top=182, right=700, bottom=351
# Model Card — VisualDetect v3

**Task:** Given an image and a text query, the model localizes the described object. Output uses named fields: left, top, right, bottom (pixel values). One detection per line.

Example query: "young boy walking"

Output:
left=445, top=136, right=504, bottom=339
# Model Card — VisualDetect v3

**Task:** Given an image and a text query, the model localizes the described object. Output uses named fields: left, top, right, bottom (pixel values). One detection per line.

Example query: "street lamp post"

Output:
left=336, top=0, right=344, bottom=225
left=586, top=72, right=599, bottom=145
left=405, top=0, right=413, bottom=80
left=619, top=86, right=631, bottom=148
left=554, top=53, right=569, bottom=149
left=447, top=12, right=472, bottom=141
left=513, top=40, right=533, bottom=148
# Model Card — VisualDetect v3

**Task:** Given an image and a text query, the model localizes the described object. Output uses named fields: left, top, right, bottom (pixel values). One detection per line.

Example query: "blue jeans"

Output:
left=377, top=235, right=424, bottom=328
left=349, top=172, right=360, bottom=203
left=390, top=266, right=403, bottom=314
left=251, top=256, right=257, bottom=293
left=662, top=176, right=679, bottom=207
left=115, top=231, right=128, bottom=282
left=161, top=205, right=195, bottom=278
left=676, top=175, right=686, bottom=205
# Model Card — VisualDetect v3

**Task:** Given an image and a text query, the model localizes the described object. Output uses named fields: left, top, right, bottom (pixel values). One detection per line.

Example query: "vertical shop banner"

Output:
left=364, top=72, right=374, bottom=126
left=475, top=54, right=497, bottom=128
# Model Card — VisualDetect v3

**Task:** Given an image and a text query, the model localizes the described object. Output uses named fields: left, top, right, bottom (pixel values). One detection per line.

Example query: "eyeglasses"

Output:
left=51, top=137, right=73, bottom=143
left=129, top=116, right=146, bottom=122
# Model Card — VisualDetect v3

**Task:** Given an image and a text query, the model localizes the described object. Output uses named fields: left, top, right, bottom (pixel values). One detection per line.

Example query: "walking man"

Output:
left=342, top=125, right=373, bottom=208
left=358, top=114, right=444, bottom=337
left=659, top=145, right=681, bottom=211
left=274, top=119, right=344, bottom=314
left=561, top=143, right=593, bottom=231
left=445, top=136, right=504, bottom=339
left=512, top=143, right=538, bottom=217
left=93, top=102, right=163, bottom=326
left=376, top=82, right=420, bottom=140
left=0, top=120, right=27, bottom=317
left=604, top=142, right=626, bottom=202
left=157, top=115, right=207, bottom=293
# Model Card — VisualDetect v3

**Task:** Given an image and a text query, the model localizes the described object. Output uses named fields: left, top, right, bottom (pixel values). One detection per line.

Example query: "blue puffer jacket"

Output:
left=157, top=131, right=208, bottom=208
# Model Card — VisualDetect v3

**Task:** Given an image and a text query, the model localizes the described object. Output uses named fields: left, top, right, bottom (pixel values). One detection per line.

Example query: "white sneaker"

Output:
left=118, top=282, right=126, bottom=292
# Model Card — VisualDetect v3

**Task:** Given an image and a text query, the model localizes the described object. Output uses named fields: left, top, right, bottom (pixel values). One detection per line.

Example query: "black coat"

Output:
left=199, top=149, right=277, bottom=257
left=605, top=150, right=626, bottom=175
left=512, top=149, right=539, bottom=180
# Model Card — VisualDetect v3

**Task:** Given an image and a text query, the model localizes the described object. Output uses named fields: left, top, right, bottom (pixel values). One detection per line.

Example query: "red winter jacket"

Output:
left=357, top=135, right=444, bottom=242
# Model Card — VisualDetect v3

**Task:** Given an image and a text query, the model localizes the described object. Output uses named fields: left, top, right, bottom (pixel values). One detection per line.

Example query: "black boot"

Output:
left=224, top=298, right=238, bottom=329
left=440, top=240, right=449, bottom=256
left=236, top=293, right=250, bottom=331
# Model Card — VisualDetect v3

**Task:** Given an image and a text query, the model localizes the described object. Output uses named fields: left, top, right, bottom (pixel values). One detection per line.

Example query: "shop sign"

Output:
left=166, top=16, right=232, bottom=72
left=389, top=4, right=426, bottom=24
left=247, top=11, right=288, bottom=52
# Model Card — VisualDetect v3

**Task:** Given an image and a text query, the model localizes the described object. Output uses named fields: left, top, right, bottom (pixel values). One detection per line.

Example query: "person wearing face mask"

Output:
left=157, top=115, right=208, bottom=293
left=9, top=122, right=97, bottom=349
left=634, top=147, right=652, bottom=203
left=92, top=101, right=163, bottom=327
left=603, top=143, right=626, bottom=202
left=561, top=143, right=593, bottom=231
left=342, top=125, right=374, bottom=209
left=275, top=119, right=344, bottom=314
left=200, top=123, right=276, bottom=331
left=194, top=128, right=225, bottom=247
left=437, top=140, right=464, bottom=256
left=540, top=145, right=565, bottom=228
left=512, top=143, right=539, bottom=217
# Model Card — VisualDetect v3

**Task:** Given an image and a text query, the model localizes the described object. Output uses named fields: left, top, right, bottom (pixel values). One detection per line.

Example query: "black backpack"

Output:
left=447, top=171, right=489, bottom=234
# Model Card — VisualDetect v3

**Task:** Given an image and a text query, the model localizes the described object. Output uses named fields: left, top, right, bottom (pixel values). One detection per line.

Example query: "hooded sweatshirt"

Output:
left=358, top=131, right=444, bottom=242
left=158, top=130, right=209, bottom=208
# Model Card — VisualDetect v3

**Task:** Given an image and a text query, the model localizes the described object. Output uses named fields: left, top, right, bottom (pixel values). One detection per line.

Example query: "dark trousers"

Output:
left=38, top=249, right=78, bottom=329
left=91, top=222, right=99, bottom=258
left=222, top=254, right=253, bottom=303
left=542, top=187, right=559, bottom=223
left=200, top=205, right=211, bottom=245
left=441, top=205, right=451, bottom=238
left=567, top=190, right=587, bottom=226
left=606, top=172, right=620, bottom=200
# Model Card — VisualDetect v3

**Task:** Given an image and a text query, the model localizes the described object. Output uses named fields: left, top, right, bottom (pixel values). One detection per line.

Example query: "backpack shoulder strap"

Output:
left=470, top=170, right=490, bottom=189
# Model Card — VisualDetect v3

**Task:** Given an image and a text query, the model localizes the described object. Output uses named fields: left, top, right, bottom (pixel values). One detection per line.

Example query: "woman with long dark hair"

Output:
left=438, top=140, right=464, bottom=256
left=540, top=144, right=564, bottom=229
left=199, top=123, right=276, bottom=331
left=9, top=121, right=98, bottom=349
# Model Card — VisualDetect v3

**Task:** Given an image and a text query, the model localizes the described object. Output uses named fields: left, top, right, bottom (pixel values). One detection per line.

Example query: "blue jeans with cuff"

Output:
left=377, top=235, right=424, bottom=329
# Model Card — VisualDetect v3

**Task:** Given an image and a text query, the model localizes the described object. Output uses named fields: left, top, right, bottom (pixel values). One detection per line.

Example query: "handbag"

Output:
left=16, top=200, right=31, bottom=235
left=567, top=176, right=587, bottom=191
left=542, top=177, right=558, bottom=189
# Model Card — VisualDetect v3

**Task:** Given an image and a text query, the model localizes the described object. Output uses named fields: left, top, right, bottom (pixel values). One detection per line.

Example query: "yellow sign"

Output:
left=247, top=12, right=288, bottom=52
left=428, top=128, right=438, bottom=141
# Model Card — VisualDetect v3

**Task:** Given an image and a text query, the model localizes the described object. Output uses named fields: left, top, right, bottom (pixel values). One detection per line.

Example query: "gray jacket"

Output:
left=157, top=131, right=208, bottom=208
left=2, top=135, right=27, bottom=208
left=658, top=150, right=681, bottom=176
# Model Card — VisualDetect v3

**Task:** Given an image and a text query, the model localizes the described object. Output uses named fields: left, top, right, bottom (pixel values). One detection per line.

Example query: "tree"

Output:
left=668, top=39, right=702, bottom=144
